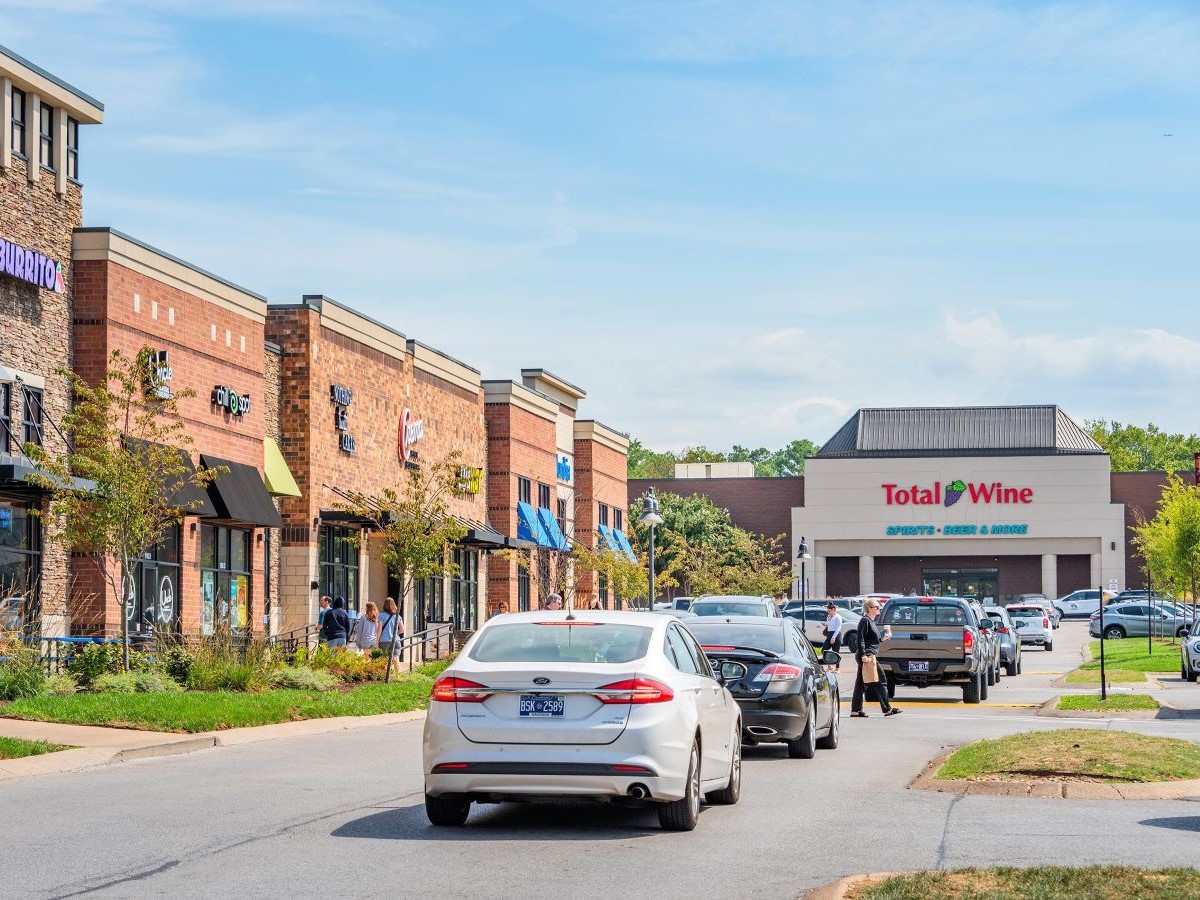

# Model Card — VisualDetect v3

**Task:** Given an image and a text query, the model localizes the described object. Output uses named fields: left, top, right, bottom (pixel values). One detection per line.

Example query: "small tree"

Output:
left=26, top=348, right=216, bottom=671
left=335, top=454, right=467, bottom=681
left=1132, top=473, right=1200, bottom=607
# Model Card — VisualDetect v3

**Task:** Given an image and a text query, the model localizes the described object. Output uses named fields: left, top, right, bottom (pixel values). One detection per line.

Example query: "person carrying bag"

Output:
left=850, top=598, right=900, bottom=718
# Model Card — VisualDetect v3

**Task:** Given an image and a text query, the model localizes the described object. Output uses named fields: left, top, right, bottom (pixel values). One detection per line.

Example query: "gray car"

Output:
left=984, top=606, right=1022, bottom=676
left=783, top=604, right=862, bottom=654
left=690, top=596, right=781, bottom=618
left=1089, top=602, right=1193, bottom=640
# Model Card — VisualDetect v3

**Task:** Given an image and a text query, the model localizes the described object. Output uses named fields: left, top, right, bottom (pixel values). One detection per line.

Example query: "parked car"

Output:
left=1019, top=594, right=1059, bottom=628
left=690, top=617, right=840, bottom=758
left=875, top=596, right=991, bottom=704
left=782, top=603, right=862, bottom=654
left=1106, top=590, right=1174, bottom=606
left=653, top=597, right=694, bottom=612
left=0, top=596, right=24, bottom=632
left=984, top=606, right=1022, bottom=676
left=423, top=610, right=743, bottom=831
left=1090, top=603, right=1192, bottom=640
left=1181, top=631, right=1200, bottom=683
left=1007, top=604, right=1053, bottom=651
left=1054, top=589, right=1116, bottom=620
left=690, top=596, right=781, bottom=618
left=826, top=597, right=864, bottom=614
left=964, top=598, right=1003, bottom=685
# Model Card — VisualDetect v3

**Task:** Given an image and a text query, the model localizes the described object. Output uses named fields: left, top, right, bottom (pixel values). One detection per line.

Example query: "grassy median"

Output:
left=0, top=736, right=71, bottom=759
left=1057, top=693, right=1159, bottom=712
left=848, top=867, right=1200, bottom=900
left=1083, top=639, right=1179, bottom=673
left=936, top=728, right=1200, bottom=783
left=1064, top=668, right=1145, bottom=683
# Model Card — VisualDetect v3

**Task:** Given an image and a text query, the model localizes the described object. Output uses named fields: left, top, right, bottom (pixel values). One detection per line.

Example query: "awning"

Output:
left=452, top=514, right=514, bottom=550
left=537, top=507, right=570, bottom=551
left=201, top=455, right=283, bottom=527
left=612, top=528, right=638, bottom=563
left=263, top=438, right=301, bottom=498
left=123, top=439, right=218, bottom=516
left=597, top=525, right=623, bottom=555
left=0, top=456, right=95, bottom=493
left=516, top=502, right=554, bottom=549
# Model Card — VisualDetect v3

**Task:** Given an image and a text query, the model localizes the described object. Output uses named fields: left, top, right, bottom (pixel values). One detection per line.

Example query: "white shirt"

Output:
left=825, top=613, right=843, bottom=635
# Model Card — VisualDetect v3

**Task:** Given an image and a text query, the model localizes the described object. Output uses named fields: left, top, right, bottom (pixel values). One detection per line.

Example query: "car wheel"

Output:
left=787, top=700, right=817, bottom=759
left=658, top=739, right=701, bottom=831
left=979, top=670, right=989, bottom=700
left=1016, top=655, right=1022, bottom=676
left=1103, top=626, right=1125, bottom=641
left=1044, top=641, right=1053, bottom=652
left=817, top=692, right=840, bottom=750
left=963, top=671, right=982, bottom=704
left=846, top=632, right=859, bottom=654
left=1177, top=627, right=1190, bottom=639
left=706, top=725, right=741, bottom=805
left=986, top=664, right=996, bottom=686
left=1189, top=668, right=1199, bottom=684
left=425, top=793, right=471, bottom=827
left=1006, top=656, right=1018, bottom=677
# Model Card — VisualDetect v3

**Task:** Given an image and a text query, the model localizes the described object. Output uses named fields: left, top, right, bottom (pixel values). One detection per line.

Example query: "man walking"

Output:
left=850, top=598, right=900, bottom=718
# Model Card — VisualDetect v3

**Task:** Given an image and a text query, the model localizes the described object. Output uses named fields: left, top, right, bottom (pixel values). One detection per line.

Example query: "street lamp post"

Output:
left=639, top=487, right=664, bottom=609
left=797, top=536, right=812, bottom=629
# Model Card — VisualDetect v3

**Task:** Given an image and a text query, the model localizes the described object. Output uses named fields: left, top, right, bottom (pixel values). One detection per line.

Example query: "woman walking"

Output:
left=378, top=597, right=403, bottom=657
left=820, top=602, right=843, bottom=670
left=850, top=598, right=901, bottom=718
left=349, top=600, right=380, bottom=652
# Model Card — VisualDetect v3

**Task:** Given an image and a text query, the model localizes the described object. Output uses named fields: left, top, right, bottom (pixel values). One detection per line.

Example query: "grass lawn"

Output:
left=1058, top=693, right=1159, bottom=712
left=936, top=728, right=1200, bottom=783
left=0, top=736, right=71, bottom=759
left=849, top=867, right=1200, bottom=900
left=1082, top=638, right=1179, bottom=673
left=1064, top=668, right=1145, bottom=684
left=1, top=664, right=447, bottom=734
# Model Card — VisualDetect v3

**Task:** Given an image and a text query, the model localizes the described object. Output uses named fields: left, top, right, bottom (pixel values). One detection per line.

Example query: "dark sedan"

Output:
left=688, top=617, right=840, bottom=759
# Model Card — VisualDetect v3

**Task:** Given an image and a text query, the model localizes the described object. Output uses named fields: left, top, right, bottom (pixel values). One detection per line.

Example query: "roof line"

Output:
left=0, top=42, right=105, bottom=111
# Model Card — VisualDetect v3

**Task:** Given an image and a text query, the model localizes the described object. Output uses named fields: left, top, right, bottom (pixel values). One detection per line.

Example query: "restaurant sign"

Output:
left=212, top=385, right=251, bottom=418
left=331, top=384, right=356, bottom=454
left=0, top=235, right=65, bottom=293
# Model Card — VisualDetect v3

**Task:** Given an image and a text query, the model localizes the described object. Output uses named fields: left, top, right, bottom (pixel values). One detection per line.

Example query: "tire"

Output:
left=658, top=740, right=701, bottom=831
left=979, top=671, right=989, bottom=701
left=1177, top=627, right=1189, bottom=639
left=845, top=632, right=859, bottom=654
left=963, top=671, right=982, bottom=704
left=817, top=691, right=840, bottom=750
left=1006, top=656, right=1018, bottom=677
left=1189, top=669, right=1198, bottom=684
left=787, top=700, right=817, bottom=759
left=1016, top=656, right=1022, bottom=676
left=425, top=793, right=471, bottom=827
left=706, top=725, right=741, bottom=805
left=1055, top=608, right=1066, bottom=625
left=986, top=664, right=996, bottom=686
left=1044, top=641, right=1053, bottom=652
left=1103, top=626, right=1125, bottom=641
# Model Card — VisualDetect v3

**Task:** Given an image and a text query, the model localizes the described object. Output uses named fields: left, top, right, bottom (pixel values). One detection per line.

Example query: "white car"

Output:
left=1006, top=604, right=1054, bottom=651
left=423, top=610, right=743, bottom=831
left=1181, top=633, right=1200, bottom=683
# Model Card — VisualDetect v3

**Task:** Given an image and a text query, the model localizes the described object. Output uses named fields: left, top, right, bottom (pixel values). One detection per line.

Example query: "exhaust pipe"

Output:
left=627, top=784, right=649, bottom=799
left=746, top=725, right=777, bottom=737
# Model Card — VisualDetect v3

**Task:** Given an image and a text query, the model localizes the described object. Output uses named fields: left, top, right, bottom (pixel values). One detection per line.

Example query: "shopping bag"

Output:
left=862, top=654, right=879, bottom=683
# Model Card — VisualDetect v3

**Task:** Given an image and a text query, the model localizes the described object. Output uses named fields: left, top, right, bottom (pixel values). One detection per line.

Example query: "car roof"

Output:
left=483, top=610, right=667, bottom=628
left=694, top=595, right=771, bottom=603
left=687, top=616, right=789, bottom=629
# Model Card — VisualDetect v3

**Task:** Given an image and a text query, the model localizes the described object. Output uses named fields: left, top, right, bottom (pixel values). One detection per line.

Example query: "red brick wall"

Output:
left=575, top=437, right=629, bottom=607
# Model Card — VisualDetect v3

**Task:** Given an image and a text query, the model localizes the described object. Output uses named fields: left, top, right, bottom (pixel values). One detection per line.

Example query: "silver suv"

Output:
left=690, top=596, right=781, bottom=618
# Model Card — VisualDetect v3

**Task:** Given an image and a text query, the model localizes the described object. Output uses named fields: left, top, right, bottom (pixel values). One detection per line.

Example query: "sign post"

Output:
left=1097, top=585, right=1107, bottom=701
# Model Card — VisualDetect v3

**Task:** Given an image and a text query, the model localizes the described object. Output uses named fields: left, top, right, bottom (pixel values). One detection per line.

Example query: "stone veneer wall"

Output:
left=264, top=343, right=283, bottom=633
left=0, top=154, right=81, bottom=634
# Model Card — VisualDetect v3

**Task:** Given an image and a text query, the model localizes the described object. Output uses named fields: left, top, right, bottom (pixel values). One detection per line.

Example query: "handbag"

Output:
left=862, top=654, right=879, bottom=684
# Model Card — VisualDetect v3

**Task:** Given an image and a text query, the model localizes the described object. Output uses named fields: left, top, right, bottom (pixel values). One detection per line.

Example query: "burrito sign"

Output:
left=0, top=235, right=65, bottom=293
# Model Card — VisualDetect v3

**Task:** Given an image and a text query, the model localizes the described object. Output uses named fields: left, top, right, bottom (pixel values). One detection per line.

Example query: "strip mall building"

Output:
left=633, top=406, right=1170, bottom=605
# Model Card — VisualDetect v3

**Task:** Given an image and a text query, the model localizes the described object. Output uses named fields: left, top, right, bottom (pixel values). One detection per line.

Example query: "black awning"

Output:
left=460, top=527, right=512, bottom=550
left=124, top=439, right=218, bottom=517
left=201, top=455, right=283, bottom=527
left=318, top=508, right=373, bottom=527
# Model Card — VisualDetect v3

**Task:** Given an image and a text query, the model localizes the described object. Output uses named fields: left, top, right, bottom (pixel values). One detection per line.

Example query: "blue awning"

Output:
left=597, top=525, right=622, bottom=555
left=537, top=507, right=570, bottom=551
left=612, top=528, right=638, bottom=563
left=517, top=502, right=554, bottom=549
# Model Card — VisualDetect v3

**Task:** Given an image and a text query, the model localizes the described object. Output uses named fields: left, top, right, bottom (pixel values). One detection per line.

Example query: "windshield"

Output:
left=469, top=623, right=653, bottom=664
left=691, top=602, right=772, bottom=617
left=1007, top=607, right=1043, bottom=617
left=882, top=603, right=968, bottom=626
left=688, top=624, right=787, bottom=655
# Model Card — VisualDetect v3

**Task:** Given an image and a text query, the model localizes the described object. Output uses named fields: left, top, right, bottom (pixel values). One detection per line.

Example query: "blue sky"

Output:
left=6, top=1, right=1199, bottom=451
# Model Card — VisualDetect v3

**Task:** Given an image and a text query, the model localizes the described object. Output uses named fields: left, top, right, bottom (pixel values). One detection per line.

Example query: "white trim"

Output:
left=483, top=380, right=558, bottom=422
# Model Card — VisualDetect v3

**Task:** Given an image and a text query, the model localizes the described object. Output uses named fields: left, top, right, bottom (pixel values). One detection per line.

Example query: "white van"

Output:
left=1055, top=589, right=1115, bottom=620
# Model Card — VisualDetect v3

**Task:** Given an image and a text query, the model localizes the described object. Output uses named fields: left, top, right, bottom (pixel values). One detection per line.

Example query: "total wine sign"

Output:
left=881, top=479, right=1034, bottom=507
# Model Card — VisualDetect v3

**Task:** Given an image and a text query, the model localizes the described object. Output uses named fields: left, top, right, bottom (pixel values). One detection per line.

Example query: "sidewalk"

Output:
left=0, top=710, right=427, bottom=781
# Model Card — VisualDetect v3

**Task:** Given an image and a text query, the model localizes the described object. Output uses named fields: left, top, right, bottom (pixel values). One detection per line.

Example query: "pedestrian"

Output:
left=821, top=602, right=843, bottom=670
left=588, top=598, right=603, bottom=610
left=543, top=593, right=563, bottom=611
left=491, top=601, right=509, bottom=618
left=349, top=600, right=380, bottom=652
left=320, top=596, right=350, bottom=648
left=317, top=595, right=331, bottom=628
left=378, top=597, right=402, bottom=651
left=850, top=598, right=900, bottom=717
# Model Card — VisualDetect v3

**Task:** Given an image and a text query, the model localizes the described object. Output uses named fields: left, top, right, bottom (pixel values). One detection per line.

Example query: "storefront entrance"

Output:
left=922, top=568, right=999, bottom=603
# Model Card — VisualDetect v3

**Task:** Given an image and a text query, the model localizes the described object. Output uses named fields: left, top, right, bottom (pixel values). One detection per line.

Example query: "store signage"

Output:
left=0, top=235, right=65, bottom=293
left=211, top=385, right=251, bottom=417
left=331, top=384, right=355, bottom=454
left=882, top=479, right=1033, bottom=507
left=885, top=523, right=1030, bottom=536
left=398, top=408, right=424, bottom=462
left=456, top=465, right=484, bottom=495
left=557, top=454, right=572, bottom=482
left=147, top=350, right=173, bottom=399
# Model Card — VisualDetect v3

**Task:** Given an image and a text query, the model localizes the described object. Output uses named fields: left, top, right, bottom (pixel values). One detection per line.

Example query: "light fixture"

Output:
left=638, top=487, right=664, bottom=607
left=797, top=536, right=811, bottom=619
left=189, top=521, right=197, bottom=534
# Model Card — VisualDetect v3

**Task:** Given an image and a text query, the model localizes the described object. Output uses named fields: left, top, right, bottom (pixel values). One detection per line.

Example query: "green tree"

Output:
left=678, top=446, right=727, bottom=464
left=1086, top=420, right=1200, bottom=473
left=1132, top=473, right=1200, bottom=605
left=334, top=453, right=467, bottom=681
left=766, top=439, right=820, bottom=477
left=629, top=437, right=818, bottom=478
left=627, top=439, right=677, bottom=479
left=26, top=348, right=217, bottom=671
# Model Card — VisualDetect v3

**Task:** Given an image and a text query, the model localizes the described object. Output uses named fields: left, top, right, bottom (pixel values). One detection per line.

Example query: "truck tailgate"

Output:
left=881, top=626, right=964, bottom=659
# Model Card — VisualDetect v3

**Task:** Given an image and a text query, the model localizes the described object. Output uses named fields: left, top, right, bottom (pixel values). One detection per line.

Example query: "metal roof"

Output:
left=817, top=405, right=1104, bottom=458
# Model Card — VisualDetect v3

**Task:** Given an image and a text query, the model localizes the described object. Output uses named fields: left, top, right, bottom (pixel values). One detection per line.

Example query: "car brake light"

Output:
left=595, top=677, right=675, bottom=704
left=753, top=663, right=803, bottom=682
left=536, top=621, right=598, bottom=626
left=963, top=630, right=974, bottom=652
left=430, top=676, right=491, bottom=703
left=1043, top=618, right=1050, bottom=628
left=701, top=645, right=736, bottom=651
left=997, top=626, right=1009, bottom=634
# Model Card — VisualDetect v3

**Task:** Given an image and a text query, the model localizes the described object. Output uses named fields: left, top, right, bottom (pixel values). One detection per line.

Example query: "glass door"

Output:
left=922, top=569, right=999, bottom=602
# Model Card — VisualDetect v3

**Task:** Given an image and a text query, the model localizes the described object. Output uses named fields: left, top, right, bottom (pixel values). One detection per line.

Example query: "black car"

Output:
left=688, top=617, right=840, bottom=759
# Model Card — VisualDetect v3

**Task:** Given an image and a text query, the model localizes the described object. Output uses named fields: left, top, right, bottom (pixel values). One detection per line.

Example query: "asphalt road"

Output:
left=3, top=621, right=1199, bottom=900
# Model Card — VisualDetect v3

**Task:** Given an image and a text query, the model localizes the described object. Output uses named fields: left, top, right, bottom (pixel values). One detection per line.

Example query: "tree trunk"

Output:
left=120, top=559, right=131, bottom=673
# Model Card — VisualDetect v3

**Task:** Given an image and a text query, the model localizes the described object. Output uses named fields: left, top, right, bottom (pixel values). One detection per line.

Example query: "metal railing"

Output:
left=265, top=620, right=457, bottom=671
left=36, top=636, right=122, bottom=675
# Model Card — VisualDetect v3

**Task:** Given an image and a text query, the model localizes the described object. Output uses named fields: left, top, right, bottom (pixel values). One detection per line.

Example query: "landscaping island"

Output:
left=841, top=866, right=1200, bottom=900
left=0, top=736, right=71, bottom=759
left=1056, top=694, right=1159, bottom=713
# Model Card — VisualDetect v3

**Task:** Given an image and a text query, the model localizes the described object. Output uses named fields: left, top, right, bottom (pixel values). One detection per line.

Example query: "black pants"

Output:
left=851, top=658, right=892, bottom=713
left=820, top=634, right=841, bottom=667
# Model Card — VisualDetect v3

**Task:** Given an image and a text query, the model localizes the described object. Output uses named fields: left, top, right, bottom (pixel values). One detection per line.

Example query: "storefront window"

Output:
left=415, top=574, right=445, bottom=633
left=319, top=525, right=359, bottom=613
left=598, top=572, right=609, bottom=609
left=200, top=524, right=252, bottom=634
left=0, top=500, right=40, bottom=633
left=22, top=387, right=43, bottom=447
left=10, top=88, right=25, bottom=158
left=517, top=566, right=530, bottom=612
left=128, top=527, right=181, bottom=634
left=450, top=549, right=479, bottom=631
left=0, top=383, right=11, bottom=453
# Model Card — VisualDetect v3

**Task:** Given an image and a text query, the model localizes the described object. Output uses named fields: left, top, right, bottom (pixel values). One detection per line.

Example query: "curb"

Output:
left=1035, top=696, right=1169, bottom=719
left=805, top=872, right=906, bottom=899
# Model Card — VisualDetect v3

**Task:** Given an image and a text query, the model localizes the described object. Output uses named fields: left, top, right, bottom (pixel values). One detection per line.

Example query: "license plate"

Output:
left=908, top=660, right=929, bottom=672
left=519, top=694, right=565, bottom=718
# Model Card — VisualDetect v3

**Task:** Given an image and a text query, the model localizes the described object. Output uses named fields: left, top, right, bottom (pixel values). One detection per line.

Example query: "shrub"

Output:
left=267, top=666, right=339, bottom=691
left=65, top=642, right=121, bottom=687
left=161, top=646, right=195, bottom=686
left=0, top=640, right=47, bottom=700
left=93, top=671, right=183, bottom=694
left=46, top=673, right=78, bottom=696
left=186, top=636, right=273, bottom=692
left=325, top=649, right=387, bottom=683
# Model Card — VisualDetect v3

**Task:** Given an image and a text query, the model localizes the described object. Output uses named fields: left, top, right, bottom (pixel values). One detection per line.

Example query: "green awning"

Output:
left=263, top=438, right=301, bottom=498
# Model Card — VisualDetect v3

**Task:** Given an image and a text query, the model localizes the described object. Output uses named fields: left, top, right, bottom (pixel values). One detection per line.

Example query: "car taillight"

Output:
left=595, top=677, right=675, bottom=704
left=430, top=676, right=490, bottom=703
left=997, top=626, right=1009, bottom=634
left=1043, top=618, right=1050, bottom=628
left=701, top=645, right=736, bottom=651
left=753, top=663, right=803, bottom=683
left=963, top=630, right=974, bottom=652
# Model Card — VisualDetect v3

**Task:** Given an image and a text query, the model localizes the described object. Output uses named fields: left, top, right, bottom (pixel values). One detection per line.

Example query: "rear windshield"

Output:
left=687, top=625, right=787, bottom=655
left=691, top=602, right=771, bottom=617
left=469, top=623, right=653, bottom=664
left=882, top=603, right=969, bottom=627
left=1007, top=606, right=1043, bottom=616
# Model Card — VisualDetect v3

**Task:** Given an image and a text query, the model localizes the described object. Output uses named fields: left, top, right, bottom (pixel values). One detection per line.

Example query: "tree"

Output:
left=627, top=439, right=677, bottom=479
left=628, top=437, right=818, bottom=478
left=26, top=348, right=217, bottom=671
left=1086, top=420, right=1200, bottom=473
left=334, top=454, right=468, bottom=681
left=1132, top=473, right=1200, bottom=605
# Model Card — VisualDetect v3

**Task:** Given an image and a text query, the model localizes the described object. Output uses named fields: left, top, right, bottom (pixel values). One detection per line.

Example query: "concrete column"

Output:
left=859, top=555, right=875, bottom=595
left=1089, top=552, right=1102, bottom=592
left=811, top=553, right=826, bottom=601
left=1, top=78, right=11, bottom=168
left=1041, top=554, right=1057, bottom=606
left=27, top=93, right=39, bottom=182
left=54, top=105, right=67, bottom=194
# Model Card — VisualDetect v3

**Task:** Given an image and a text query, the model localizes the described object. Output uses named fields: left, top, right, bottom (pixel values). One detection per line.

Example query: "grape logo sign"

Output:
left=882, top=479, right=1034, bottom=506
left=398, top=408, right=425, bottom=462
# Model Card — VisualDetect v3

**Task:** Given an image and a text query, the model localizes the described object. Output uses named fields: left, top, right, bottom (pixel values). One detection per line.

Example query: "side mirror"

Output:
left=821, top=650, right=841, bottom=666
left=978, top=621, right=992, bottom=632
left=1181, top=629, right=1191, bottom=638
left=718, top=661, right=747, bottom=683
left=1012, top=621, right=1025, bottom=630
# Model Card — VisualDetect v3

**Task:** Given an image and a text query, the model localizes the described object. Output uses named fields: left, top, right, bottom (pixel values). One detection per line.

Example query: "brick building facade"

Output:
left=573, top=420, right=631, bottom=608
